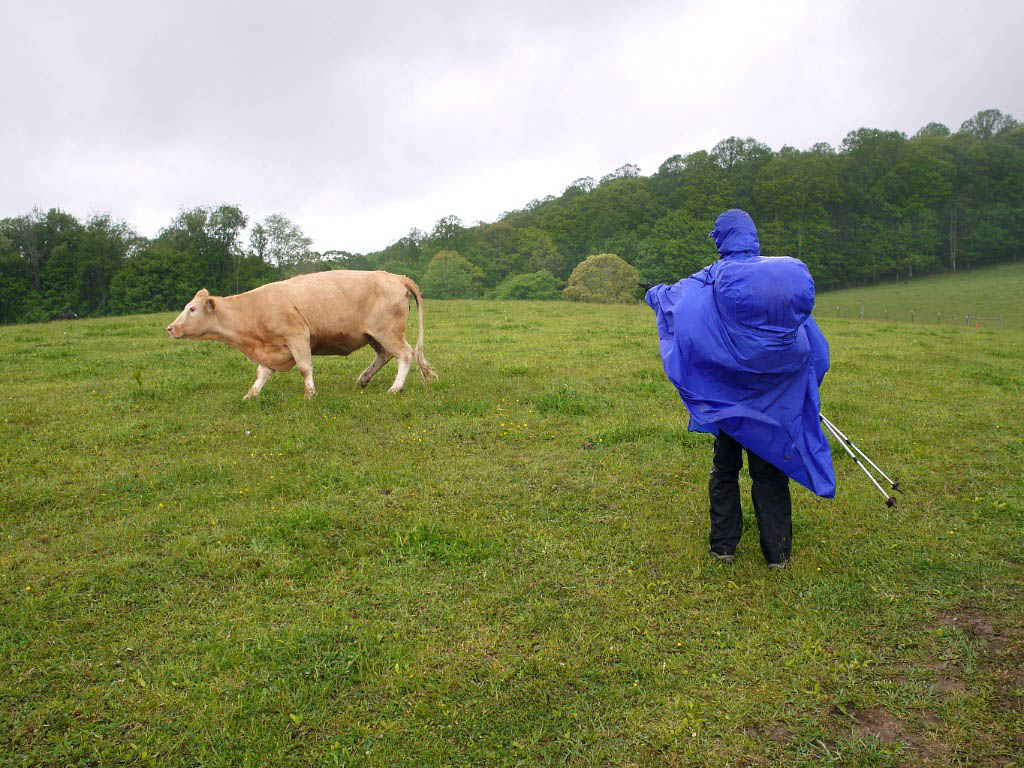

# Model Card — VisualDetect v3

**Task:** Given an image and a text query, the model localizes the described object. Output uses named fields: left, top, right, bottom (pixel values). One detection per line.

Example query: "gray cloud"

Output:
left=2, top=0, right=1021, bottom=253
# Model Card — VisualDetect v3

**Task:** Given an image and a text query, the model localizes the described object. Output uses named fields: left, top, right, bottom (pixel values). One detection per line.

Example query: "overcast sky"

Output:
left=2, top=0, right=1022, bottom=254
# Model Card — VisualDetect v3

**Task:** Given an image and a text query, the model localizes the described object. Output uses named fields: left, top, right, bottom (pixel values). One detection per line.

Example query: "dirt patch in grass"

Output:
left=743, top=723, right=793, bottom=745
left=939, top=608, right=995, bottom=638
left=939, top=601, right=1013, bottom=641
left=846, top=705, right=951, bottom=767
left=939, top=601, right=1023, bottom=714
left=852, top=705, right=904, bottom=742
left=738, top=723, right=795, bottom=766
left=935, top=676, right=967, bottom=695
left=921, top=660, right=968, bottom=697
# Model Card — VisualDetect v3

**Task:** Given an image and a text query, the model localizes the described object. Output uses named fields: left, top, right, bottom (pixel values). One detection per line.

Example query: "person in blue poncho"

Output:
left=644, top=209, right=834, bottom=568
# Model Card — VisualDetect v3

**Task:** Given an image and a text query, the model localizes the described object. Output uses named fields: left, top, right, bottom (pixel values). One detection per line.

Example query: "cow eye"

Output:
left=189, top=307, right=196, bottom=313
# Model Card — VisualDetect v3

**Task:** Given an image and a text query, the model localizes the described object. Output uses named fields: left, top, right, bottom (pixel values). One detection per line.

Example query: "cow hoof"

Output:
left=304, top=390, right=316, bottom=399
left=387, top=386, right=404, bottom=394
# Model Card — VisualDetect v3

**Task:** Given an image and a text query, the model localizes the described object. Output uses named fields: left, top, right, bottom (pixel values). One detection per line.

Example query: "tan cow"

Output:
left=166, top=270, right=436, bottom=399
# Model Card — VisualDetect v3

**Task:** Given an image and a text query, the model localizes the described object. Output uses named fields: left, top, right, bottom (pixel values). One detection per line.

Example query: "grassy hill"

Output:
left=1, top=302, right=1021, bottom=766
left=817, top=261, right=1024, bottom=329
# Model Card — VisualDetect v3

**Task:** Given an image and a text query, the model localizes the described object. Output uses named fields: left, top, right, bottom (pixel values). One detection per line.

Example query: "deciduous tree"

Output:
left=420, top=250, right=483, bottom=298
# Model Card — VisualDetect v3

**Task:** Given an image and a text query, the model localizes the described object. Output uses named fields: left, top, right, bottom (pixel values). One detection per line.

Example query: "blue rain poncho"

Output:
left=645, top=209, right=836, bottom=497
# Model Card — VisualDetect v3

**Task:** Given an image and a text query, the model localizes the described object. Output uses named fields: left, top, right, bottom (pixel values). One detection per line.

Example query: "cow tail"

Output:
left=404, top=277, right=437, bottom=380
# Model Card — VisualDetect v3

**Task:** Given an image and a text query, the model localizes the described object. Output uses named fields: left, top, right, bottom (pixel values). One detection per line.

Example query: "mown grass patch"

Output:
left=1, top=298, right=1021, bottom=766
left=818, top=260, right=1024, bottom=329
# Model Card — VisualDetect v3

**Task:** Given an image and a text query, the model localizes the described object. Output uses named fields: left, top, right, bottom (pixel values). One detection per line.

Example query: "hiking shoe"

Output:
left=766, top=561, right=788, bottom=570
left=711, top=550, right=735, bottom=563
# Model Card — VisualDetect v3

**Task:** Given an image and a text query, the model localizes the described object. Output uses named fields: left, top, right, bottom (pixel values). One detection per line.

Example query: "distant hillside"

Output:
left=3, top=108, right=1023, bottom=324
left=817, top=262, right=1024, bottom=329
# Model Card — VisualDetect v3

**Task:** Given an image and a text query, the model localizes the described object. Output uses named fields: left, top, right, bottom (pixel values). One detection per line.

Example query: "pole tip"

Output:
left=886, top=497, right=897, bottom=508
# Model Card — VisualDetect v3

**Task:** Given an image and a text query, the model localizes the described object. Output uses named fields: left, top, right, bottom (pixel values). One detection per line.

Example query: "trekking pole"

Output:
left=820, top=414, right=903, bottom=494
left=820, top=416, right=898, bottom=507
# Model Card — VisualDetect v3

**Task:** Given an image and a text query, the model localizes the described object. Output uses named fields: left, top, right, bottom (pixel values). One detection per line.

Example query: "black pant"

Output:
left=709, top=432, right=792, bottom=564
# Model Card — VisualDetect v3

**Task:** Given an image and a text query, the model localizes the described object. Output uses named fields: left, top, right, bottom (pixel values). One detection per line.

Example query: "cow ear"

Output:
left=206, top=297, right=216, bottom=312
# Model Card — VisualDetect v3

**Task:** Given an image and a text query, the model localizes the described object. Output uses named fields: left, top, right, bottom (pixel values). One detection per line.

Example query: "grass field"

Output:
left=818, top=261, right=1024, bottom=329
left=1, top=293, right=1022, bottom=766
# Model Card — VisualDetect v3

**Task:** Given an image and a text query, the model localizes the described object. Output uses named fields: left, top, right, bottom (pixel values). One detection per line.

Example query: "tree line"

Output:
left=1, top=108, right=1021, bottom=323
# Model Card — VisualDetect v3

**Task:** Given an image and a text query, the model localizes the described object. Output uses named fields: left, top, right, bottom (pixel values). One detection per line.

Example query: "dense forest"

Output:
left=1, top=108, right=1022, bottom=323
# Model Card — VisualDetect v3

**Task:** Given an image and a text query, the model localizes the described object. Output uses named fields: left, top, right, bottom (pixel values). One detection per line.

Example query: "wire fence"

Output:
left=823, top=304, right=1005, bottom=329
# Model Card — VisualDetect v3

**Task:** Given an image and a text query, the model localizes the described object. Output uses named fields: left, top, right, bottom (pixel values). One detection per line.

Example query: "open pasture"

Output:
left=818, top=261, right=1024, bottom=329
left=1, top=299, right=1022, bottom=767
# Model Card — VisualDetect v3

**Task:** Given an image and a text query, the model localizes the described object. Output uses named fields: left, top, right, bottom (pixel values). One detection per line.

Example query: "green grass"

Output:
left=818, top=261, right=1024, bottom=329
left=1, top=299, right=1022, bottom=767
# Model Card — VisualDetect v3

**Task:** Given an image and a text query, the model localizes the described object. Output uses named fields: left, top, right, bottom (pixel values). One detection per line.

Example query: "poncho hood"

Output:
left=645, top=228, right=835, bottom=498
left=710, top=208, right=760, bottom=258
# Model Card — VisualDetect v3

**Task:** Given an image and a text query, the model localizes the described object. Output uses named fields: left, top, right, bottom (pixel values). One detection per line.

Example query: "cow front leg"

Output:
left=243, top=364, right=274, bottom=400
left=357, top=348, right=393, bottom=388
left=287, top=338, right=316, bottom=397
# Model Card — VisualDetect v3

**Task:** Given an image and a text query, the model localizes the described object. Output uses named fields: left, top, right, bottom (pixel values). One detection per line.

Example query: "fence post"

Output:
left=999, top=315, right=1003, bottom=330
left=910, top=309, right=914, bottom=322
left=937, top=312, right=941, bottom=324
left=884, top=308, right=888, bottom=321
left=966, top=313, right=970, bottom=326
left=836, top=305, right=839, bottom=318
left=860, top=303, right=864, bottom=320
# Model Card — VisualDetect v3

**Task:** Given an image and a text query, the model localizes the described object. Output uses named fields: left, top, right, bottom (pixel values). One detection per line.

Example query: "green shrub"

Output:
left=563, top=253, right=641, bottom=303
left=493, top=270, right=561, bottom=300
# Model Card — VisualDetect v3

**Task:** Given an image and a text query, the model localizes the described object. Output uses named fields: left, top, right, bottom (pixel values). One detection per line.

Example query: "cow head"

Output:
left=167, top=289, right=218, bottom=339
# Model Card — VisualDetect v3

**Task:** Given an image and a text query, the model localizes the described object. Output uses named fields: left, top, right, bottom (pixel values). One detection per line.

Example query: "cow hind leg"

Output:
left=356, top=340, right=393, bottom=388
left=387, top=342, right=415, bottom=393
left=286, top=338, right=316, bottom=397
left=243, top=364, right=274, bottom=400
left=389, top=353, right=413, bottom=393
